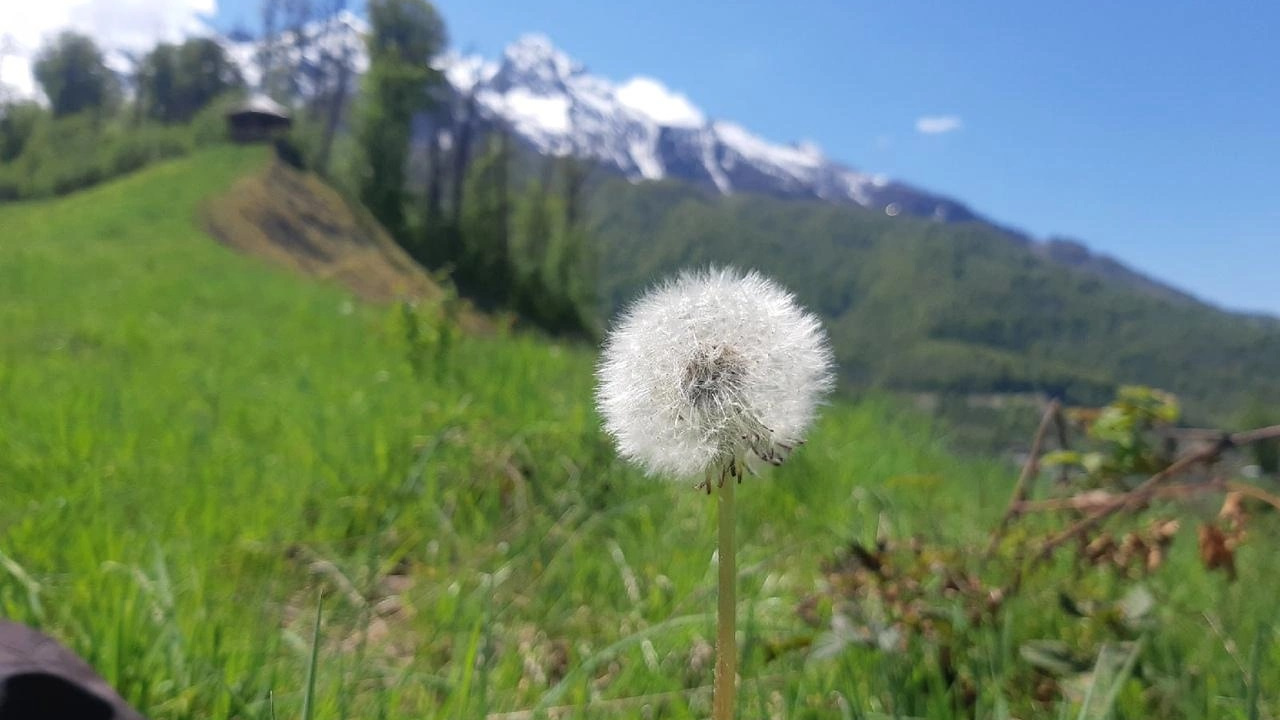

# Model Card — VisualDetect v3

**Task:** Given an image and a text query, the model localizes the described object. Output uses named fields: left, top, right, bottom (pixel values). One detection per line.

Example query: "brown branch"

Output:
left=986, top=399, right=1060, bottom=556
left=1052, top=403, right=1073, bottom=486
left=1225, top=480, right=1280, bottom=512
left=1229, top=424, right=1280, bottom=446
left=1029, top=424, right=1280, bottom=565
left=1012, top=479, right=1228, bottom=514
left=1013, top=491, right=1115, bottom=514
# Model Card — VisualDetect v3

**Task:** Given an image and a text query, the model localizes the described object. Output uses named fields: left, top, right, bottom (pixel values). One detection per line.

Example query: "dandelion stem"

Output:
left=713, top=465, right=737, bottom=720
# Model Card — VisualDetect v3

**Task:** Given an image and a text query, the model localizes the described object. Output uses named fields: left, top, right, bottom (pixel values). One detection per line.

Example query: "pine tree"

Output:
left=458, top=133, right=512, bottom=305
left=356, top=0, right=445, bottom=240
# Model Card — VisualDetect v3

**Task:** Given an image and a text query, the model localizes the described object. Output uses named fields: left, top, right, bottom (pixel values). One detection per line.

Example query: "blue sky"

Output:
left=211, top=1, right=1280, bottom=314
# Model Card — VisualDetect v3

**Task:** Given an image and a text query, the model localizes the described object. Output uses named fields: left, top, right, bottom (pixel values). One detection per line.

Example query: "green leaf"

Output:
left=1082, top=452, right=1107, bottom=475
left=1041, top=450, right=1083, bottom=467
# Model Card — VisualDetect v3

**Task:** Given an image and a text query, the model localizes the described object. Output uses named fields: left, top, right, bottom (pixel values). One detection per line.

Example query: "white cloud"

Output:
left=915, top=115, right=963, bottom=135
left=616, top=76, right=705, bottom=128
left=1, top=0, right=218, bottom=98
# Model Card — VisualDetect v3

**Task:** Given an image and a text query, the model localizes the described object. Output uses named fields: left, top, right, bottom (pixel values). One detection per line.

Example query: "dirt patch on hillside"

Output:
left=202, top=160, right=439, bottom=303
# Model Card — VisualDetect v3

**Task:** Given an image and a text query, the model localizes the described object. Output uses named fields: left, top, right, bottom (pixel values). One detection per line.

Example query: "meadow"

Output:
left=0, top=147, right=1275, bottom=718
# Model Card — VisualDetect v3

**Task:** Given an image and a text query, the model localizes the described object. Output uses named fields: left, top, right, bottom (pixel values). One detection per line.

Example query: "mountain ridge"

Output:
left=586, top=176, right=1280, bottom=421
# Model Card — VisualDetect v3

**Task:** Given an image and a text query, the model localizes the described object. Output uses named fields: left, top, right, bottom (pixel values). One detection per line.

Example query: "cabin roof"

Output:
left=227, top=94, right=290, bottom=120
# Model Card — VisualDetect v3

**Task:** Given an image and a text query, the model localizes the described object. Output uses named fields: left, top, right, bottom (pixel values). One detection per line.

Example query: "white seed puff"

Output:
left=595, top=267, right=835, bottom=478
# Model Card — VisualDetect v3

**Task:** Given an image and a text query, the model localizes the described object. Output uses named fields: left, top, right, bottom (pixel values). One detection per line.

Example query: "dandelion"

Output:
left=596, top=266, right=834, bottom=719
left=596, top=267, right=833, bottom=481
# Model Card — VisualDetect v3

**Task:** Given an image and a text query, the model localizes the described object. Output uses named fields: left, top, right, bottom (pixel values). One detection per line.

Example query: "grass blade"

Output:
left=1247, top=614, right=1271, bottom=720
left=302, top=591, right=325, bottom=720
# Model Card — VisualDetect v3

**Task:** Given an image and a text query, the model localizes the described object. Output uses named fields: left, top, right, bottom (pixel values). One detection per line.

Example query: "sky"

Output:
left=4, top=1, right=1278, bottom=315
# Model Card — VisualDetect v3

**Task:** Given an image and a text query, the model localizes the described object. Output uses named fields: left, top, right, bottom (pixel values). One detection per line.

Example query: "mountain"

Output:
left=418, top=33, right=1197, bottom=305
left=442, top=34, right=981, bottom=223
left=586, top=177, right=1280, bottom=421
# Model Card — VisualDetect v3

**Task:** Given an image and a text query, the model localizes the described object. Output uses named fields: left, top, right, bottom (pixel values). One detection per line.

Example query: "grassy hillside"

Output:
left=588, top=178, right=1280, bottom=422
left=0, top=149, right=1276, bottom=719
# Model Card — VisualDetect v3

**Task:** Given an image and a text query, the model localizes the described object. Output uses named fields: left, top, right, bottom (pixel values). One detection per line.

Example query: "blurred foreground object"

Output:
left=0, top=621, right=146, bottom=720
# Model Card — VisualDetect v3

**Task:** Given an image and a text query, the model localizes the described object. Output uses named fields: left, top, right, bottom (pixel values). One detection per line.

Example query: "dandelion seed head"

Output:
left=595, top=267, right=835, bottom=478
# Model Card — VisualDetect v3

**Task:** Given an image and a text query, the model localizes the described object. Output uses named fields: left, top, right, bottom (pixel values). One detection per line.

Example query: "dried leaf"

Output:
left=1198, top=523, right=1237, bottom=581
left=1150, top=518, right=1180, bottom=543
left=1084, top=533, right=1116, bottom=565
left=1146, top=544, right=1166, bottom=572
left=1218, top=491, right=1247, bottom=533
left=1066, top=407, right=1103, bottom=428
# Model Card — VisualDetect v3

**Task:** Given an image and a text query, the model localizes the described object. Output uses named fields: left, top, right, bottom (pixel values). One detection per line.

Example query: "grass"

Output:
left=0, top=147, right=1276, bottom=718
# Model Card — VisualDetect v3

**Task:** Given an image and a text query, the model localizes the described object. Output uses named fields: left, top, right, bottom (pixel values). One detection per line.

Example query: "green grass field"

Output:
left=0, top=147, right=1275, bottom=719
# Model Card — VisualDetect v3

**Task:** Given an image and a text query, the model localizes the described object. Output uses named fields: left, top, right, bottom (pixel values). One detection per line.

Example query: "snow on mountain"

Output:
left=220, top=11, right=369, bottom=99
left=441, top=53, right=497, bottom=94
left=440, top=34, right=978, bottom=221
left=615, top=77, right=704, bottom=128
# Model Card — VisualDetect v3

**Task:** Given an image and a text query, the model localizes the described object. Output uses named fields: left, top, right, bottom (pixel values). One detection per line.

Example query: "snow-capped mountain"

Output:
left=437, top=35, right=1196, bottom=302
left=443, top=34, right=980, bottom=222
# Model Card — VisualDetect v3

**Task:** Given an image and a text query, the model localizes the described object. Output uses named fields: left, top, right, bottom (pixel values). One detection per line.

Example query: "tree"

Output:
left=357, top=0, right=446, bottom=239
left=0, top=101, right=47, bottom=162
left=33, top=32, right=118, bottom=117
left=506, top=156, right=598, bottom=335
left=257, top=0, right=290, bottom=100
left=364, top=0, right=446, bottom=62
left=545, top=216, right=598, bottom=335
left=250, top=0, right=358, bottom=173
left=414, top=102, right=460, bottom=269
left=457, top=132, right=512, bottom=304
left=312, top=0, right=358, bottom=173
left=510, top=177, right=556, bottom=314
left=449, top=90, right=478, bottom=227
left=175, top=38, right=243, bottom=120
left=138, top=38, right=242, bottom=123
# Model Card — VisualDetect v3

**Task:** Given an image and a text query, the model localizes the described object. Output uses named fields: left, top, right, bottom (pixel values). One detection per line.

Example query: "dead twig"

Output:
left=986, top=400, right=1061, bottom=556
left=1230, top=424, right=1280, bottom=447
left=1012, top=478, right=1228, bottom=514
left=1052, top=403, right=1072, bottom=486
left=1225, top=480, right=1280, bottom=512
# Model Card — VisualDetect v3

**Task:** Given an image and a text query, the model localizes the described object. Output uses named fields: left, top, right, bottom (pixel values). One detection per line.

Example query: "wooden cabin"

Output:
left=226, top=95, right=292, bottom=143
